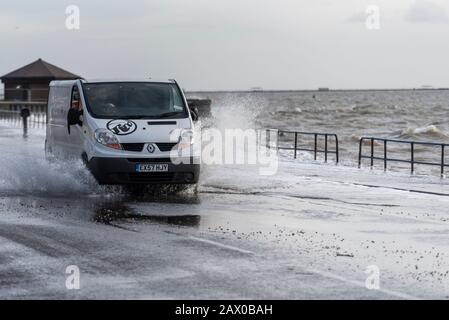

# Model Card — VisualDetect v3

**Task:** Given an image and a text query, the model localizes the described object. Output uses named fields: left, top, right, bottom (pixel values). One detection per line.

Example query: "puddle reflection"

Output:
left=93, top=201, right=201, bottom=227
left=0, top=185, right=202, bottom=228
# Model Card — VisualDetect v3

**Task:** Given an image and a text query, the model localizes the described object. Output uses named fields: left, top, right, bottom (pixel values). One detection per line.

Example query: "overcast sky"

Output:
left=1, top=0, right=449, bottom=91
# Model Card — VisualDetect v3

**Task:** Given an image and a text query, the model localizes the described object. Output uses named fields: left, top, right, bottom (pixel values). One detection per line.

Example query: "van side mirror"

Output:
left=68, top=108, right=82, bottom=126
left=190, top=107, right=199, bottom=122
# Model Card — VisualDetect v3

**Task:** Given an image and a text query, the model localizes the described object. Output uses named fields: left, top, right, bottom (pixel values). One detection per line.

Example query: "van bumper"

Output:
left=87, top=157, right=200, bottom=185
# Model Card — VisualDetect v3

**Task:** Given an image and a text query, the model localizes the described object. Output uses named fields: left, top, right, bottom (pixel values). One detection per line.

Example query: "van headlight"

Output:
left=178, top=129, right=194, bottom=150
left=95, top=129, right=122, bottom=150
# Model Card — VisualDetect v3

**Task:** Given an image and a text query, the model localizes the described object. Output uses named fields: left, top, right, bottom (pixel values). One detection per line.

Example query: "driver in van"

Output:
left=71, top=90, right=83, bottom=112
left=68, top=89, right=83, bottom=127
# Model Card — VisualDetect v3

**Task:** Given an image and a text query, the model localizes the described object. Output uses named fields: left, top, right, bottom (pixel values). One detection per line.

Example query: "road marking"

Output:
left=186, top=236, right=417, bottom=299
left=189, top=236, right=418, bottom=299
left=188, top=236, right=254, bottom=255
left=308, top=268, right=420, bottom=300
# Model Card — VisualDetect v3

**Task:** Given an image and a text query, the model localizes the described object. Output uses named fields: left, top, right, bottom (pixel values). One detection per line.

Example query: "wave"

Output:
left=350, top=134, right=382, bottom=146
left=398, top=125, right=448, bottom=139
left=350, top=104, right=393, bottom=116
left=274, top=108, right=302, bottom=116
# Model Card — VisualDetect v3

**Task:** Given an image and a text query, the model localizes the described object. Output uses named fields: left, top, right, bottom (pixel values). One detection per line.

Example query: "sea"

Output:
left=188, top=89, right=449, bottom=176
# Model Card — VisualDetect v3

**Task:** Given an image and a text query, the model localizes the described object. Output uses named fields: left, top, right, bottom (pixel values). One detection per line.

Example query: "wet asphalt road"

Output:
left=0, top=191, right=403, bottom=299
left=2, top=127, right=449, bottom=299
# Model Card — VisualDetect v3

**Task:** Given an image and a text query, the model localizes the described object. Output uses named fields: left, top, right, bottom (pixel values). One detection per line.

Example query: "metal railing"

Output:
left=358, top=137, right=449, bottom=176
left=264, top=129, right=339, bottom=163
left=0, top=101, right=47, bottom=128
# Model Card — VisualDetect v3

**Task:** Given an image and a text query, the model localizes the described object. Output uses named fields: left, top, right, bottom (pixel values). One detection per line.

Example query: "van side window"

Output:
left=71, top=86, right=83, bottom=112
left=67, top=85, right=83, bottom=130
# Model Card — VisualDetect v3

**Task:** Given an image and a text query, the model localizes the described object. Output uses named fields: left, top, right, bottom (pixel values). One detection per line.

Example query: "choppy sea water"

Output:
left=188, top=90, right=449, bottom=175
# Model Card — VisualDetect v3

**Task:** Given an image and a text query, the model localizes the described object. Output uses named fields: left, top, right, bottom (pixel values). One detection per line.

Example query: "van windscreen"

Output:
left=82, top=82, right=188, bottom=119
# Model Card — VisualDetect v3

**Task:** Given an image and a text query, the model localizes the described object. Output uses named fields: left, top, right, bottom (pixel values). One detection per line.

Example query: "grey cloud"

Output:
left=346, top=11, right=366, bottom=23
left=405, top=0, right=449, bottom=23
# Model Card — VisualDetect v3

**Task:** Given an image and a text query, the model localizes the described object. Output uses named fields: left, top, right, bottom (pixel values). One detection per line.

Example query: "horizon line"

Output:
left=186, top=87, right=449, bottom=93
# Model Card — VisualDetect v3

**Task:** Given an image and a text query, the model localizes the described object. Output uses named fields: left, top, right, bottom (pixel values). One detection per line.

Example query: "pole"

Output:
left=20, top=108, right=30, bottom=138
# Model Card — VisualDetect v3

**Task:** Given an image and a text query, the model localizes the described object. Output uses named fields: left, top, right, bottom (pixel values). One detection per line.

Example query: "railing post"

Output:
left=358, top=138, right=363, bottom=168
left=266, top=129, right=270, bottom=150
left=20, top=107, right=30, bottom=138
left=314, top=134, right=317, bottom=160
left=276, top=130, right=280, bottom=155
left=335, top=135, right=339, bottom=164
left=324, top=134, right=328, bottom=163
left=294, top=132, right=298, bottom=159
left=357, top=137, right=447, bottom=176
left=256, top=129, right=259, bottom=151
left=442, top=145, right=445, bottom=177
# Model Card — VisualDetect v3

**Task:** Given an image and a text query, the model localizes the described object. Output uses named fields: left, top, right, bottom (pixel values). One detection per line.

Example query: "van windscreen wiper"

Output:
left=125, top=115, right=151, bottom=119
left=124, top=112, right=184, bottom=119
left=157, top=112, right=184, bottom=118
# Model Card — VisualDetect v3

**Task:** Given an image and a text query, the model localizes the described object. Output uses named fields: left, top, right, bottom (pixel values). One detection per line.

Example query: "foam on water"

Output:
left=398, top=125, right=448, bottom=139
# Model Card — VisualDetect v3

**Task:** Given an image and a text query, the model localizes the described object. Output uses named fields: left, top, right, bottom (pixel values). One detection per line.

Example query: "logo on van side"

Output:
left=106, top=120, right=137, bottom=135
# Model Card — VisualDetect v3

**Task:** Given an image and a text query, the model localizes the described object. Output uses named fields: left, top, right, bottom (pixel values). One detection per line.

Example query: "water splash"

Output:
left=0, top=128, right=101, bottom=196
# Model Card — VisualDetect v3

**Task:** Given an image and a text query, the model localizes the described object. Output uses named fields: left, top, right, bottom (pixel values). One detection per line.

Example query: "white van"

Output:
left=45, top=79, right=200, bottom=185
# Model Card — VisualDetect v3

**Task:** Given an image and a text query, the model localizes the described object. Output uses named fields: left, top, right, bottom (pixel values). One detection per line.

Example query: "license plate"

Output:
left=135, top=164, right=169, bottom=172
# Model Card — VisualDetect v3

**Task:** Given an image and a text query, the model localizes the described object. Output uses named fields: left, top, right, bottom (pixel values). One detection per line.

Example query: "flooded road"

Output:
left=1, top=126, right=449, bottom=299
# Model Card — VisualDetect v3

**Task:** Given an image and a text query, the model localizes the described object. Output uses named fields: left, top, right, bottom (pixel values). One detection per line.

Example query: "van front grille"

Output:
left=121, top=143, right=177, bottom=152
left=122, top=143, right=144, bottom=152
left=156, top=143, right=178, bottom=152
